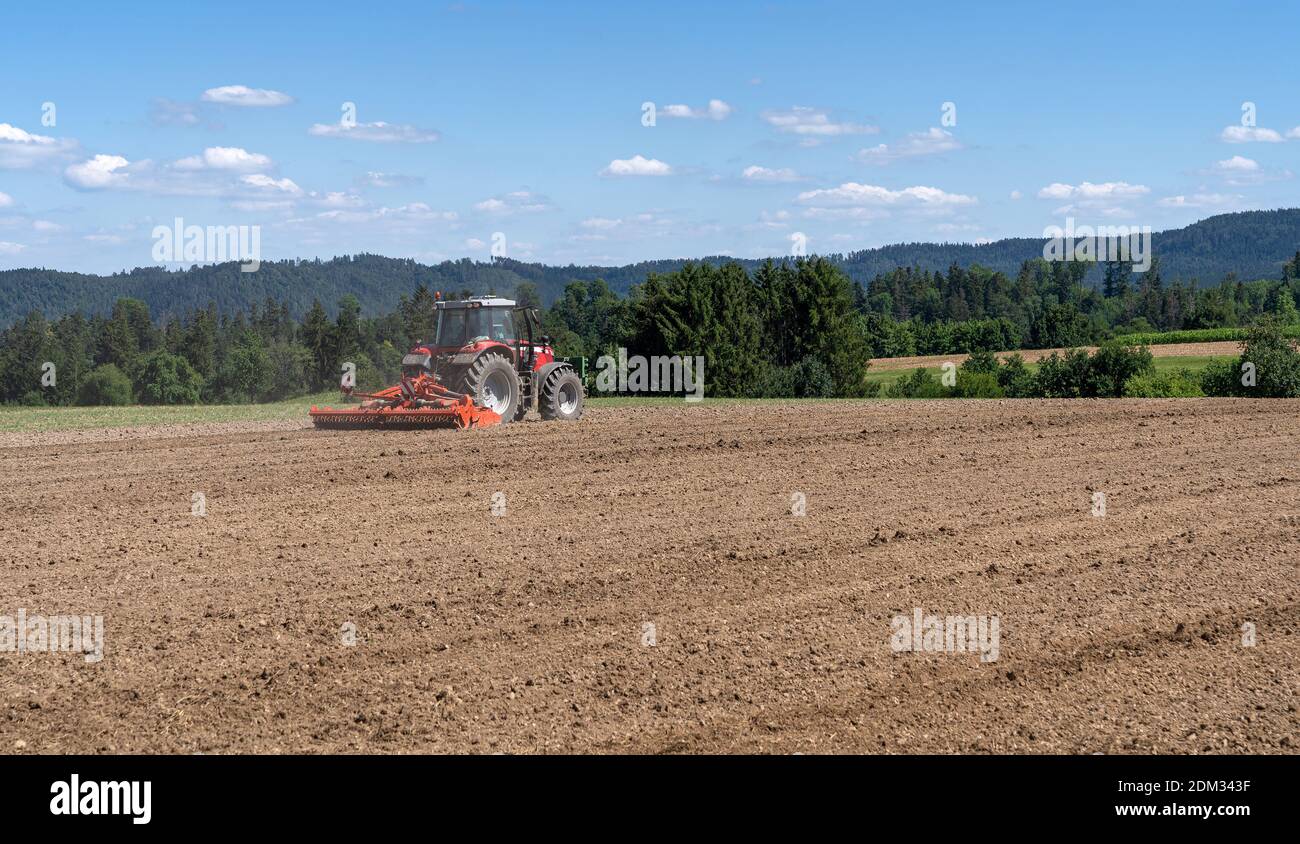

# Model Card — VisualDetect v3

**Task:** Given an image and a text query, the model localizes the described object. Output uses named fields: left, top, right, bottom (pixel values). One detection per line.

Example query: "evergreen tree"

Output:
left=300, top=299, right=333, bottom=389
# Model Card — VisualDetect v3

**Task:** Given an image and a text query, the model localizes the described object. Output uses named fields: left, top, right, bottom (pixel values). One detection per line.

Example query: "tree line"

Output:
left=856, top=253, right=1300, bottom=357
left=2, top=253, right=1299, bottom=405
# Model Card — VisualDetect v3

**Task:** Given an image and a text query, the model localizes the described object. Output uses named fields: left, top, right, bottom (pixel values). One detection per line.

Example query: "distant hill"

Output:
left=2, top=208, right=1297, bottom=327
left=836, top=208, right=1300, bottom=283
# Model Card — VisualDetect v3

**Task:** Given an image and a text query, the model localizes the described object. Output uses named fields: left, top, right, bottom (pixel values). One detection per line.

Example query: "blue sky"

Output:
left=1, top=0, right=1298, bottom=273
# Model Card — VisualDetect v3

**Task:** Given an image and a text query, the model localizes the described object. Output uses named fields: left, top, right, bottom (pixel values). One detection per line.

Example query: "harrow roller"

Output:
left=309, top=373, right=503, bottom=430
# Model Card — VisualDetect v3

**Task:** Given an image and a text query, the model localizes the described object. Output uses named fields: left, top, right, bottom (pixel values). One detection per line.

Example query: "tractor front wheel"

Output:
left=463, top=354, right=521, bottom=423
left=539, top=366, right=584, bottom=421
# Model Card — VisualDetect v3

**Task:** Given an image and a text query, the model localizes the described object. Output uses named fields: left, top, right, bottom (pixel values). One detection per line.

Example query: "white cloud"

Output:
left=0, top=241, right=25, bottom=255
left=1213, top=155, right=1259, bottom=172
left=150, top=98, right=201, bottom=127
left=569, top=211, right=683, bottom=243
left=356, top=171, right=422, bottom=188
left=1220, top=125, right=1284, bottom=143
left=174, top=146, right=272, bottom=172
left=661, top=99, right=733, bottom=120
left=473, top=190, right=550, bottom=214
left=64, top=154, right=132, bottom=189
left=32, top=220, right=61, bottom=233
left=290, top=203, right=457, bottom=226
left=64, top=149, right=310, bottom=200
left=744, top=210, right=793, bottom=231
left=797, top=182, right=977, bottom=207
left=855, top=127, right=961, bottom=164
left=1157, top=193, right=1242, bottom=208
left=761, top=107, right=877, bottom=138
left=757, top=210, right=792, bottom=229
left=1288, top=127, right=1300, bottom=139
left=313, top=191, right=366, bottom=209
left=201, top=85, right=293, bottom=107
left=600, top=155, right=673, bottom=176
left=229, top=200, right=296, bottom=213
left=1203, top=154, right=1291, bottom=186
left=308, top=121, right=440, bottom=143
left=741, top=165, right=802, bottom=183
left=1071, top=181, right=1149, bottom=199
left=0, top=124, right=59, bottom=146
left=1009, top=190, right=1023, bottom=200
left=240, top=174, right=303, bottom=195
left=1036, top=181, right=1149, bottom=200
left=0, top=123, right=77, bottom=169
left=1050, top=204, right=1135, bottom=219
left=0, top=191, right=12, bottom=208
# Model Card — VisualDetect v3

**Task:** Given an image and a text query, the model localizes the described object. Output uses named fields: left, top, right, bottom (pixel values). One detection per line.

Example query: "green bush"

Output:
left=1123, top=369, right=1205, bottom=397
left=759, top=357, right=880, bottom=399
left=788, top=357, right=835, bottom=398
left=887, top=367, right=946, bottom=398
left=960, top=350, right=999, bottom=376
left=372, top=340, right=405, bottom=386
left=996, top=354, right=1036, bottom=397
left=950, top=370, right=1004, bottom=398
left=1200, top=359, right=1241, bottom=397
left=1087, top=340, right=1154, bottom=397
left=131, top=350, right=203, bottom=404
left=350, top=353, right=382, bottom=395
left=1239, top=317, right=1300, bottom=397
left=1033, top=343, right=1152, bottom=397
left=266, top=341, right=313, bottom=400
left=1271, top=289, right=1299, bottom=324
left=754, top=361, right=794, bottom=398
left=76, top=364, right=133, bottom=406
left=1033, top=349, right=1091, bottom=397
left=1114, top=317, right=1156, bottom=336
left=213, top=340, right=274, bottom=402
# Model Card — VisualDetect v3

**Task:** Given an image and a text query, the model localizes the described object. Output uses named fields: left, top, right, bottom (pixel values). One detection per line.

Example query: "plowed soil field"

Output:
left=1, top=399, right=1297, bottom=754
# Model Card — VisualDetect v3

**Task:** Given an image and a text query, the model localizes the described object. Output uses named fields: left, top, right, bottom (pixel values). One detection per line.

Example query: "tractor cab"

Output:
left=432, top=297, right=518, bottom=349
left=430, top=296, right=554, bottom=372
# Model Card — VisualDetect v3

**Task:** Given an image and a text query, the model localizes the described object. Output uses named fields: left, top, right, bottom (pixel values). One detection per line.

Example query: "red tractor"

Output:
left=310, top=296, right=584, bottom=429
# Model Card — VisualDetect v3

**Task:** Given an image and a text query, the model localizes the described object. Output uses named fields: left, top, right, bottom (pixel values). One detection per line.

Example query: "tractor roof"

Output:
left=437, top=296, right=516, bottom=309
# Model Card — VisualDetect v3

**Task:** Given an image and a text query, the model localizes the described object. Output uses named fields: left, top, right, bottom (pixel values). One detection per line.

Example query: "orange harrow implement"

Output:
left=309, top=372, right=502, bottom=430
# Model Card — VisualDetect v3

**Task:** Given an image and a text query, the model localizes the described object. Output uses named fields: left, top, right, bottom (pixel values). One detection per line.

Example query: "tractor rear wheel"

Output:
left=462, top=354, right=521, bottom=423
left=539, top=366, right=584, bottom=421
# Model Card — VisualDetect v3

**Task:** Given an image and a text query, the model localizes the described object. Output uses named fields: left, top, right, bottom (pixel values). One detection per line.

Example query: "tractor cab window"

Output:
left=434, top=307, right=486, bottom=347
left=488, top=308, right=515, bottom=342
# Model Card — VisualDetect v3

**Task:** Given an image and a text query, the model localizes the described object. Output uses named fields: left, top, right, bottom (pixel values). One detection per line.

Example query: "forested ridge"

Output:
left=3, top=209, right=1300, bottom=328
left=4, top=244, right=1300, bottom=406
